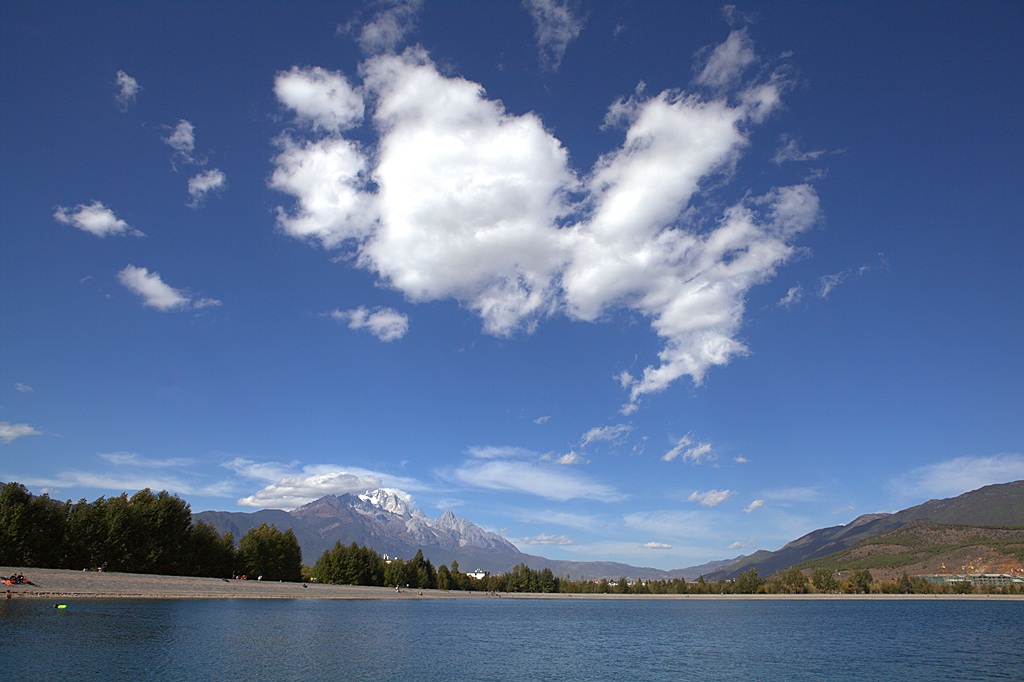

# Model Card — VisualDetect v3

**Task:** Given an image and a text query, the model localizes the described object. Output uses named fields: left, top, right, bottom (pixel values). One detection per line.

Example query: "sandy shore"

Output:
left=3, top=567, right=1021, bottom=601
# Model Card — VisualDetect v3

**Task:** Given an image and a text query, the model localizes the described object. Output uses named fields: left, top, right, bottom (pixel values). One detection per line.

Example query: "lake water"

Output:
left=4, top=598, right=1022, bottom=680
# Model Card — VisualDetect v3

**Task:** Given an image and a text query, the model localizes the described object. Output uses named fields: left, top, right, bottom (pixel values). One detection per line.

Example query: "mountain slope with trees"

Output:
left=703, top=481, right=1024, bottom=580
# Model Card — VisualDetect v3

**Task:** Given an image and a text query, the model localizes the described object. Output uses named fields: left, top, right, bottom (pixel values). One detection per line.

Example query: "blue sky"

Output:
left=2, top=1, right=1021, bottom=570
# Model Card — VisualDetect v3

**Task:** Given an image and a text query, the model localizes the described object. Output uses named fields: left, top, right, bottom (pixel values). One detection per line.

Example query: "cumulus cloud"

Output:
left=889, top=454, right=1024, bottom=502
left=114, top=70, right=141, bottom=111
left=330, top=306, right=409, bottom=341
left=520, top=533, right=575, bottom=545
left=187, top=169, right=226, bottom=207
left=743, top=499, right=764, bottom=513
left=117, top=264, right=220, bottom=311
left=355, top=0, right=421, bottom=54
left=0, top=422, right=41, bottom=444
left=662, top=434, right=715, bottom=463
left=581, top=424, right=633, bottom=447
left=270, top=28, right=819, bottom=410
left=688, top=489, right=734, bottom=507
left=524, top=0, right=585, bottom=71
left=643, top=541, right=672, bottom=549
left=54, top=201, right=143, bottom=238
left=274, top=66, right=364, bottom=133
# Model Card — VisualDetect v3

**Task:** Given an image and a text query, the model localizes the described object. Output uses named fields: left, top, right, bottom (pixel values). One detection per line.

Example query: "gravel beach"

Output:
left=4, top=567, right=1021, bottom=601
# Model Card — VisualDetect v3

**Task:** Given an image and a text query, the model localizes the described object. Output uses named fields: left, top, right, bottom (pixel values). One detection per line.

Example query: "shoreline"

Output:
left=5, top=567, right=1022, bottom=601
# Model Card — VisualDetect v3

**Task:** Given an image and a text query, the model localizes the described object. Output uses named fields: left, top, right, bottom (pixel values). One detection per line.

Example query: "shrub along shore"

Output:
left=3, top=567, right=1022, bottom=601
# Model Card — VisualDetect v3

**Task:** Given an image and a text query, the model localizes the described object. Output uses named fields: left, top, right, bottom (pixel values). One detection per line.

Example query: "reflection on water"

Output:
left=5, top=598, right=1023, bottom=681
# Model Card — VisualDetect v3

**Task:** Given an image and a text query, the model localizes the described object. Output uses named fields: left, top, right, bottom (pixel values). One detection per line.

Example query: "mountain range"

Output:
left=195, top=480, right=1024, bottom=581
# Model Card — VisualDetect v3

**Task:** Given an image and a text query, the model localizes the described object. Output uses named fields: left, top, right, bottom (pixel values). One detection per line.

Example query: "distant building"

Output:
left=919, top=573, right=1024, bottom=587
left=466, top=570, right=487, bottom=580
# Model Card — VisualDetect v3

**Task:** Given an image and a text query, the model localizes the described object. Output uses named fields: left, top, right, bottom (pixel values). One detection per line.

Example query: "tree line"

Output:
left=0, top=482, right=301, bottom=581
left=5, top=481, right=1018, bottom=595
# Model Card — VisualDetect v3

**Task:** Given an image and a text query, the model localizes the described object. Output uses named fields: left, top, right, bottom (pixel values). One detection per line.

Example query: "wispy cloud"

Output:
left=117, top=265, right=221, bottom=312
left=98, top=452, right=195, bottom=468
left=524, top=0, right=585, bottom=71
left=353, top=0, right=421, bottom=55
left=14, top=383, right=35, bottom=393
left=889, top=453, right=1024, bottom=502
left=623, top=510, right=716, bottom=539
left=0, top=422, right=41, bottom=444
left=520, top=533, right=575, bottom=546
left=114, top=70, right=141, bottom=111
left=329, top=306, right=409, bottom=342
left=771, top=134, right=839, bottom=165
left=163, top=119, right=199, bottom=164
left=688, top=489, right=734, bottom=507
left=662, top=434, right=715, bottom=463
left=580, top=424, right=632, bottom=447
left=643, top=541, right=672, bottom=550
left=761, top=486, right=820, bottom=504
left=694, top=28, right=756, bottom=90
left=533, top=415, right=551, bottom=424
left=742, top=499, right=764, bottom=513
left=54, top=201, right=143, bottom=238
left=453, top=458, right=625, bottom=502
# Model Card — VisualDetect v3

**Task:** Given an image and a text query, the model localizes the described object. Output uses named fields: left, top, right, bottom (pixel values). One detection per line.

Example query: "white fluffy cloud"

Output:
left=117, top=265, right=220, bottom=311
left=0, top=422, right=41, bottom=444
left=643, top=541, right=673, bottom=549
left=187, top=169, right=226, bottom=206
left=330, top=306, right=409, bottom=341
left=743, top=499, right=764, bottom=513
left=270, top=29, right=819, bottom=410
left=524, top=0, right=584, bottom=71
left=274, top=66, right=364, bottom=133
left=688, top=489, right=734, bottom=507
left=54, top=201, right=143, bottom=238
left=114, top=70, right=140, bottom=111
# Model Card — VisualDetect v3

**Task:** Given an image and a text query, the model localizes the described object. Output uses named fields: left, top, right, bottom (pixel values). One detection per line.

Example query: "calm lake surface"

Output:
left=5, top=598, right=1022, bottom=680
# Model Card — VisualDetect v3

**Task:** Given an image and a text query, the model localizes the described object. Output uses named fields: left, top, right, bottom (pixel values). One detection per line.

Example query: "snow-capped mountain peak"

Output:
left=357, top=488, right=412, bottom=516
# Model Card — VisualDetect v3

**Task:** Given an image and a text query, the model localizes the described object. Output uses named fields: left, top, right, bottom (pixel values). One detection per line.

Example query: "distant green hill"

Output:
left=703, top=480, right=1024, bottom=580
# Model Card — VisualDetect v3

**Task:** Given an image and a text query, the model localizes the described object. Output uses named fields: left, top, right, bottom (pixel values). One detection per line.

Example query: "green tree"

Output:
left=811, top=567, right=840, bottom=593
left=236, top=524, right=302, bottom=581
left=187, top=521, right=235, bottom=577
left=779, top=567, right=809, bottom=594
left=845, top=569, right=873, bottom=594
left=734, top=568, right=764, bottom=594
